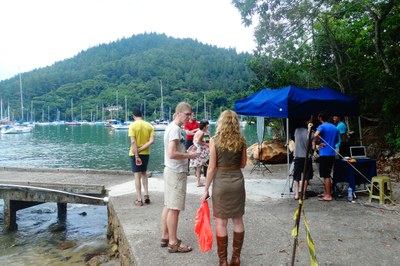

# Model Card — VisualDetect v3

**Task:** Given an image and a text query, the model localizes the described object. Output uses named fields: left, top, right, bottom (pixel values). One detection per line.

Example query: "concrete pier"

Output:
left=0, top=167, right=132, bottom=232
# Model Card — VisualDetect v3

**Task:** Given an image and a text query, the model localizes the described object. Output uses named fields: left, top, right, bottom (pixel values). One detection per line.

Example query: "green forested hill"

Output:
left=0, top=33, right=254, bottom=121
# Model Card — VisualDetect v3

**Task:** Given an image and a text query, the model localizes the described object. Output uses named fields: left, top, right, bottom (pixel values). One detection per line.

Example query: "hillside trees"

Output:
left=0, top=33, right=254, bottom=122
left=233, top=0, right=400, bottom=148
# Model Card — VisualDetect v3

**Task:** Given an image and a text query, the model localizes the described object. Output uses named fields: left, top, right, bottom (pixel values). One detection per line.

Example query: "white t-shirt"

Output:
left=164, top=122, right=187, bottom=173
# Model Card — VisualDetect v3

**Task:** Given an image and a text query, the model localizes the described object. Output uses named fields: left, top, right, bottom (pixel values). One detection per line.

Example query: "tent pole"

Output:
left=286, top=118, right=290, bottom=179
left=358, top=116, right=362, bottom=146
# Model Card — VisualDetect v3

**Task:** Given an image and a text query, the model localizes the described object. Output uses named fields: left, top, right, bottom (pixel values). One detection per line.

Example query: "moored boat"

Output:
left=111, top=121, right=131, bottom=130
left=1, top=125, right=33, bottom=134
left=151, top=120, right=168, bottom=131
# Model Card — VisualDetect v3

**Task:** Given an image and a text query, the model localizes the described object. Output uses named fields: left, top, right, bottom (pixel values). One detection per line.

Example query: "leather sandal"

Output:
left=144, top=195, right=150, bottom=204
left=167, top=239, right=193, bottom=253
left=160, top=238, right=169, bottom=247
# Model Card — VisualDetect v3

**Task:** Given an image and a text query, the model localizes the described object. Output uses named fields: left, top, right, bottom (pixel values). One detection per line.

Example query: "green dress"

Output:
left=211, top=143, right=245, bottom=219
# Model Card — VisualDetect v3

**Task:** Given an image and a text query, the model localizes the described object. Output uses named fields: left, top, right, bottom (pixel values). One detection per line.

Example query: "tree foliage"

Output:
left=233, top=0, right=400, bottom=146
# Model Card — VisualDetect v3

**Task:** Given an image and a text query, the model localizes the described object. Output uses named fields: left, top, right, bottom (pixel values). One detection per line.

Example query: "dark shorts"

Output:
left=318, top=156, right=335, bottom=178
left=339, top=142, right=350, bottom=157
left=293, top=158, right=313, bottom=181
left=185, top=140, right=193, bottom=150
left=130, top=155, right=150, bottom=173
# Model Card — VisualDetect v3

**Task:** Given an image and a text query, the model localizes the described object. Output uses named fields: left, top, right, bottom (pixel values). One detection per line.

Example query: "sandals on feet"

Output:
left=160, top=238, right=169, bottom=247
left=144, top=195, right=150, bottom=204
left=134, top=200, right=143, bottom=206
left=168, top=240, right=193, bottom=253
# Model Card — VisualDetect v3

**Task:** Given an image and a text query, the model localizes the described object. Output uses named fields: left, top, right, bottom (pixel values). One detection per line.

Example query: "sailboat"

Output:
left=1, top=125, right=32, bottom=134
left=152, top=80, right=168, bottom=131
left=1, top=72, right=33, bottom=134
left=66, top=98, right=81, bottom=125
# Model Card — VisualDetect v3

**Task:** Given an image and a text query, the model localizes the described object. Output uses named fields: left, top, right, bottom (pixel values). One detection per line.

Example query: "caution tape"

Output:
left=292, top=203, right=318, bottom=266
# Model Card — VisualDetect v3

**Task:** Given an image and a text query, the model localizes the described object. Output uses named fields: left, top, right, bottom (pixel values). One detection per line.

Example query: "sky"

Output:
left=0, top=0, right=256, bottom=81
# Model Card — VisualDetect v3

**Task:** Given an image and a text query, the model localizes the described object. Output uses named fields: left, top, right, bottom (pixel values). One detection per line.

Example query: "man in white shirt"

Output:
left=160, top=102, right=197, bottom=253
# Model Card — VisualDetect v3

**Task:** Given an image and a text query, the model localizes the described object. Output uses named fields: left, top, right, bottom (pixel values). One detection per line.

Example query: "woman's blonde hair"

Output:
left=213, top=110, right=246, bottom=152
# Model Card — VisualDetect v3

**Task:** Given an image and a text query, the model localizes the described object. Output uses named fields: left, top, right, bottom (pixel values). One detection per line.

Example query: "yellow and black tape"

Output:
left=292, top=202, right=318, bottom=266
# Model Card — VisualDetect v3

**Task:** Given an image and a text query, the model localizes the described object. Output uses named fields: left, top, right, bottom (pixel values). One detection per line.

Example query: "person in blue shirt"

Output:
left=333, top=116, right=349, bottom=157
left=314, top=111, right=339, bottom=201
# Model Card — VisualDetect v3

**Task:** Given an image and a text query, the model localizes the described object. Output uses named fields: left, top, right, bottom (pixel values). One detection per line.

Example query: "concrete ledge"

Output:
left=0, top=166, right=133, bottom=176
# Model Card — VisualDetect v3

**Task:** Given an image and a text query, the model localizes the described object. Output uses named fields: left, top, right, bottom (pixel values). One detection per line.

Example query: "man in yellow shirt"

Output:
left=129, top=108, right=155, bottom=206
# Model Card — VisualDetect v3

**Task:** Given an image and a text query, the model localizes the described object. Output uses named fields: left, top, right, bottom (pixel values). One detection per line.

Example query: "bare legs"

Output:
left=161, top=207, right=169, bottom=240
left=294, top=180, right=308, bottom=200
left=196, top=166, right=204, bottom=186
left=215, top=216, right=244, bottom=239
left=161, top=207, right=180, bottom=245
left=134, top=172, right=149, bottom=201
left=322, top=177, right=333, bottom=201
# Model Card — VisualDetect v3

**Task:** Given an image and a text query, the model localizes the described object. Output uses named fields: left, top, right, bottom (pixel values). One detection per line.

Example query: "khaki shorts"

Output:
left=164, top=167, right=187, bottom=211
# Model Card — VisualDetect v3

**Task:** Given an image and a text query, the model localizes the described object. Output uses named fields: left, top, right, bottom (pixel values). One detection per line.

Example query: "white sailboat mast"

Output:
left=19, top=72, right=24, bottom=120
left=71, top=98, right=74, bottom=121
left=160, top=80, right=164, bottom=120
left=203, top=94, right=207, bottom=120
left=125, top=96, right=128, bottom=121
left=116, top=90, right=119, bottom=120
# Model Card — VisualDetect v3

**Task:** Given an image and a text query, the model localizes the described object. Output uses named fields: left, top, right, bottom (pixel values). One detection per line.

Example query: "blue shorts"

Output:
left=130, top=155, right=150, bottom=173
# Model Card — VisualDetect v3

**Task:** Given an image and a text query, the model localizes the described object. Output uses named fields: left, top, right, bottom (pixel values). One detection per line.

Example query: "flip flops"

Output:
left=318, top=197, right=332, bottom=202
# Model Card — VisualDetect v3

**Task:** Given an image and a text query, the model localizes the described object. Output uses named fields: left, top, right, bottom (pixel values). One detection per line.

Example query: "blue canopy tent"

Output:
left=234, top=85, right=359, bottom=118
left=234, top=85, right=360, bottom=195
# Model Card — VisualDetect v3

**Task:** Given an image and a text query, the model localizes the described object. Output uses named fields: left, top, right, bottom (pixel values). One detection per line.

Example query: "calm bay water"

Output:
left=0, top=123, right=260, bottom=265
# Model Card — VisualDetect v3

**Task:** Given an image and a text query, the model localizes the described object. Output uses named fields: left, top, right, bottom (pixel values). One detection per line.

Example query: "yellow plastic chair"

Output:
left=369, top=176, right=394, bottom=204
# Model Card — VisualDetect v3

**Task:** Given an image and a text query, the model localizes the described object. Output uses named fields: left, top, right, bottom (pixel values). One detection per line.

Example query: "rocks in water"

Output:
left=48, top=223, right=66, bottom=232
left=57, top=241, right=76, bottom=250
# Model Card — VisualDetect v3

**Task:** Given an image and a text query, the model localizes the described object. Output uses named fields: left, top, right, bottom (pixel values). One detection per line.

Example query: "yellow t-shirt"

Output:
left=128, top=120, right=155, bottom=156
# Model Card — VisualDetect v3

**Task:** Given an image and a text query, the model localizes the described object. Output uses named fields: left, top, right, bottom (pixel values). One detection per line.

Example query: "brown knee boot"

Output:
left=230, top=231, right=244, bottom=266
left=217, top=235, right=228, bottom=266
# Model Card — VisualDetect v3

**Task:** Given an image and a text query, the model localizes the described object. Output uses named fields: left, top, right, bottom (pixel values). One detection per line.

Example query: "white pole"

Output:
left=160, top=80, right=164, bottom=120
left=204, top=94, right=207, bottom=120
left=19, top=71, right=24, bottom=120
left=125, top=96, right=128, bottom=121
left=144, top=99, right=146, bottom=121
left=116, top=90, right=119, bottom=120
left=286, top=118, right=290, bottom=178
left=71, top=98, right=74, bottom=121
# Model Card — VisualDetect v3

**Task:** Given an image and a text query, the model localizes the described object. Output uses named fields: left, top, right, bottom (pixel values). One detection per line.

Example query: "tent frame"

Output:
left=234, top=85, right=361, bottom=198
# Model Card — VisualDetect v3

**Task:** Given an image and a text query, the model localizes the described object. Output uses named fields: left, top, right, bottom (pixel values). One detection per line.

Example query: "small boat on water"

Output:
left=111, top=121, right=132, bottom=130
left=104, top=119, right=120, bottom=127
left=1, top=125, right=33, bottom=134
left=151, top=120, right=168, bottom=131
left=66, top=121, right=81, bottom=126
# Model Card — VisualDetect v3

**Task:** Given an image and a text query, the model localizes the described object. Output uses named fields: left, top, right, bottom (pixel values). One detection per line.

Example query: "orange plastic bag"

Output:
left=194, top=200, right=213, bottom=252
